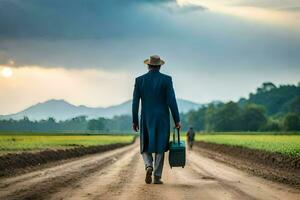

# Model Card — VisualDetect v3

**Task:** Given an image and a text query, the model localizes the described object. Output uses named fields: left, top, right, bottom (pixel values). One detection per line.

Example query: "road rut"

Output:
left=0, top=142, right=299, bottom=200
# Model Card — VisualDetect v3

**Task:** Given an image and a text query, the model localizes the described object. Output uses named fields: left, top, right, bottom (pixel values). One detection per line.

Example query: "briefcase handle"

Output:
left=173, top=127, right=180, bottom=144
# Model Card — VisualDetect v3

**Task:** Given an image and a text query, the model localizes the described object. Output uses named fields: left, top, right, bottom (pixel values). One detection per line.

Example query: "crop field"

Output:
left=195, top=134, right=300, bottom=156
left=0, top=134, right=135, bottom=152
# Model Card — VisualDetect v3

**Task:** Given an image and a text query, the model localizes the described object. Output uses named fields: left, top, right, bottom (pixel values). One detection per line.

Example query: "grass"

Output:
left=197, top=131, right=300, bottom=135
left=0, top=135, right=135, bottom=152
left=0, top=131, right=136, bottom=136
left=195, top=134, right=300, bottom=156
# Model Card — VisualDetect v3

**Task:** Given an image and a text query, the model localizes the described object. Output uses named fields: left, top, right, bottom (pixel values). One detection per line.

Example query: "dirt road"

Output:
left=0, top=142, right=299, bottom=200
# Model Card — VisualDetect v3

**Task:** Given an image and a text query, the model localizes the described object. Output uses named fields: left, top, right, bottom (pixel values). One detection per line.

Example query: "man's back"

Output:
left=137, top=70, right=173, bottom=117
left=187, top=129, right=195, bottom=141
left=132, top=69, right=179, bottom=153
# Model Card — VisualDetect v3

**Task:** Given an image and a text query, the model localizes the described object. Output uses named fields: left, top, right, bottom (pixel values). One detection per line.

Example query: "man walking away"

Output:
left=132, top=55, right=181, bottom=184
left=186, top=127, right=195, bottom=150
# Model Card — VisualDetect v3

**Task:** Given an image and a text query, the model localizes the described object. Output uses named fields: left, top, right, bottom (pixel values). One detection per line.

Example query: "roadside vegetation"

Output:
left=0, top=134, right=135, bottom=152
left=180, top=82, right=300, bottom=132
left=196, top=134, right=300, bottom=156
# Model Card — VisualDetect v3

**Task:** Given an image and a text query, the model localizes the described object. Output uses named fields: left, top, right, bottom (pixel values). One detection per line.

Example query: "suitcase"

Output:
left=169, top=128, right=186, bottom=168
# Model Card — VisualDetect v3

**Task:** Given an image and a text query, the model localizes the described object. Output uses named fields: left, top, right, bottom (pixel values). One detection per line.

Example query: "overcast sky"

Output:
left=0, top=0, right=299, bottom=114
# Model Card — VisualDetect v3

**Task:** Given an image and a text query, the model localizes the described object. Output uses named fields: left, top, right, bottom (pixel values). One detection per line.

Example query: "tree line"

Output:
left=0, top=82, right=299, bottom=132
left=180, top=82, right=300, bottom=131
left=0, top=115, right=132, bottom=133
left=180, top=102, right=300, bottom=131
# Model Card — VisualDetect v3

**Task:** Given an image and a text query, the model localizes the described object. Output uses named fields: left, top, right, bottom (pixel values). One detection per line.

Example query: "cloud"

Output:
left=0, top=51, right=11, bottom=64
left=0, top=0, right=205, bottom=40
left=0, top=0, right=138, bottom=39
left=0, top=0, right=299, bottom=113
left=0, top=66, right=132, bottom=114
left=279, top=6, right=300, bottom=11
left=161, top=2, right=206, bottom=14
left=179, top=0, right=300, bottom=28
left=182, top=0, right=300, bottom=10
left=233, top=0, right=300, bottom=10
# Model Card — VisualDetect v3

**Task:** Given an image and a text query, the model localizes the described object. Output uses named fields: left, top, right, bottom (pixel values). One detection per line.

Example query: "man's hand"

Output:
left=132, top=123, right=139, bottom=132
left=175, top=122, right=181, bottom=130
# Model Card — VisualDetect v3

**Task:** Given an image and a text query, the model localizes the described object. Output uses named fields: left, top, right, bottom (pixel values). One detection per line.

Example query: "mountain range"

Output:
left=0, top=99, right=203, bottom=121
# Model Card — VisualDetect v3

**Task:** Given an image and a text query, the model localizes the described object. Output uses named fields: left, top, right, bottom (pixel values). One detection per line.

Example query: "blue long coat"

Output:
left=132, top=70, right=180, bottom=153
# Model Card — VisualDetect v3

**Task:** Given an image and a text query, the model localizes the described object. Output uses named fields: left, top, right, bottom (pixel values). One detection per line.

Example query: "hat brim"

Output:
left=144, top=59, right=165, bottom=66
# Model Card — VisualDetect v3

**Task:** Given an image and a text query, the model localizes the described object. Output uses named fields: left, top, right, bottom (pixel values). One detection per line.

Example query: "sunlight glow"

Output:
left=0, top=66, right=132, bottom=114
left=1, top=67, right=13, bottom=78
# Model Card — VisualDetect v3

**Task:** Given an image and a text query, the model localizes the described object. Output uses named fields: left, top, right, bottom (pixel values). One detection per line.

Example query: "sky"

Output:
left=0, top=0, right=299, bottom=114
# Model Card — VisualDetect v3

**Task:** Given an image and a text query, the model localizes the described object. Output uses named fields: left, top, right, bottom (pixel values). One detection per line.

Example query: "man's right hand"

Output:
left=132, top=123, right=139, bottom=132
left=175, top=122, right=181, bottom=130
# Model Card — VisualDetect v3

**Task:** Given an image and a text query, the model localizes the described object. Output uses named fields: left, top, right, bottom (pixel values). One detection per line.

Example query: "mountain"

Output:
left=0, top=99, right=202, bottom=121
left=177, top=99, right=203, bottom=112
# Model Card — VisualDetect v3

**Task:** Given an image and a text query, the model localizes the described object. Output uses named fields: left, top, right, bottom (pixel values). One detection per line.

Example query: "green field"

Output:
left=195, top=134, right=300, bottom=156
left=0, top=134, right=135, bottom=152
left=2, top=131, right=300, bottom=157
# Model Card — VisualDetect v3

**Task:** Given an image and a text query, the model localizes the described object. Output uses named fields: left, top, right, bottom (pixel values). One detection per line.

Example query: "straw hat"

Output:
left=144, top=55, right=165, bottom=66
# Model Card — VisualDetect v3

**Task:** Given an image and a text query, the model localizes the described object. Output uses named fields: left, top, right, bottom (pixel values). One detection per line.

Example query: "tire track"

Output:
left=92, top=149, right=140, bottom=200
left=48, top=147, right=140, bottom=200
left=1, top=141, right=300, bottom=200
left=188, top=151, right=300, bottom=200
left=0, top=143, right=137, bottom=200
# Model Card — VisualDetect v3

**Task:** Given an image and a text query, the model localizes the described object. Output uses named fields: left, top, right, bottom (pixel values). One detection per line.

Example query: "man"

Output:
left=186, top=127, right=195, bottom=150
left=132, top=55, right=181, bottom=184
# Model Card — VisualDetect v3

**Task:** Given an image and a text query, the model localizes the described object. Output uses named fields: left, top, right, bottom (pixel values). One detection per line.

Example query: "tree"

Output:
left=108, top=115, right=132, bottom=132
left=261, top=119, right=281, bottom=131
left=87, top=118, right=106, bottom=131
left=261, top=82, right=276, bottom=92
left=210, top=102, right=242, bottom=131
left=288, top=96, right=300, bottom=115
left=283, top=113, right=300, bottom=131
left=245, top=84, right=300, bottom=115
left=18, top=116, right=34, bottom=130
left=46, top=117, right=57, bottom=130
left=204, top=104, right=219, bottom=131
left=256, top=82, right=276, bottom=94
left=241, top=104, right=267, bottom=131
left=62, top=116, right=88, bottom=130
left=186, top=107, right=206, bottom=131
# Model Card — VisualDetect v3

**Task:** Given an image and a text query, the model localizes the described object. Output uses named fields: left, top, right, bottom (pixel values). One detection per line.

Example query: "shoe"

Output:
left=145, top=167, right=153, bottom=184
left=153, top=176, right=163, bottom=184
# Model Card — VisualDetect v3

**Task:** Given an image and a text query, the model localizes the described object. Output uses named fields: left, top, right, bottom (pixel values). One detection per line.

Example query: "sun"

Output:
left=1, top=67, right=13, bottom=78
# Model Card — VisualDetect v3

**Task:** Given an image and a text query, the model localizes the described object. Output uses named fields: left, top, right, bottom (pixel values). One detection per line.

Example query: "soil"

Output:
left=0, top=142, right=132, bottom=177
left=194, top=141, right=300, bottom=188
left=0, top=140, right=299, bottom=200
